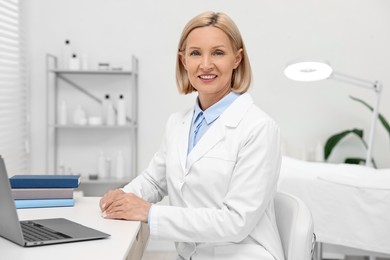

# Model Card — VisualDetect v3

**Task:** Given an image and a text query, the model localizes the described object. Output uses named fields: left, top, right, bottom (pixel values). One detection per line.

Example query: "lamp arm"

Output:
left=330, top=71, right=381, bottom=92
left=330, top=71, right=383, bottom=168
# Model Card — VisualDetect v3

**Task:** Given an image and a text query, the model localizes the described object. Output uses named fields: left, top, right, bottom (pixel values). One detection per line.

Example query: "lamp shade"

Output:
left=284, top=61, right=333, bottom=81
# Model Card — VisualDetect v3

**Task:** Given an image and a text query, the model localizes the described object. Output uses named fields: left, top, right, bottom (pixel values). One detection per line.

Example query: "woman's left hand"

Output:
left=101, top=192, right=151, bottom=223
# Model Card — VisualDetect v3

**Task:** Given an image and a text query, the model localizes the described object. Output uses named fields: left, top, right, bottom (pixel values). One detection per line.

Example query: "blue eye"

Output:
left=190, top=51, right=200, bottom=56
left=214, top=50, right=224, bottom=56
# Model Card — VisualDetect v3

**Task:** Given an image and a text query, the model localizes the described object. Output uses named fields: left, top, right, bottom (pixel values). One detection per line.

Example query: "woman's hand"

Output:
left=100, top=189, right=125, bottom=211
left=100, top=189, right=151, bottom=223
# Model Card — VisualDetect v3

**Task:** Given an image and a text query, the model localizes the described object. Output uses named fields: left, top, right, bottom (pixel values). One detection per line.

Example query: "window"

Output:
left=0, top=0, right=29, bottom=175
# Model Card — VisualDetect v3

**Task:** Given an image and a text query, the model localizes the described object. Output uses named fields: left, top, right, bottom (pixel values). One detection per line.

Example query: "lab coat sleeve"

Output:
left=150, top=119, right=281, bottom=243
left=121, top=115, right=174, bottom=203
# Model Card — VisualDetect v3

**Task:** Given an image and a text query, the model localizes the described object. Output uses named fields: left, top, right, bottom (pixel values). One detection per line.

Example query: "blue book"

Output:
left=9, top=175, right=80, bottom=188
left=14, top=198, right=75, bottom=209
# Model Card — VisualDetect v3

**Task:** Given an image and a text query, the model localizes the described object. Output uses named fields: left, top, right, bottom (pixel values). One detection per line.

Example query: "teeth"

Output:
left=199, top=75, right=216, bottom=79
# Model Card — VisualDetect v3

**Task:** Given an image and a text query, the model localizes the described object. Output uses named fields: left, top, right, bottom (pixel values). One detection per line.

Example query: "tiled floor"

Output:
left=141, top=251, right=176, bottom=260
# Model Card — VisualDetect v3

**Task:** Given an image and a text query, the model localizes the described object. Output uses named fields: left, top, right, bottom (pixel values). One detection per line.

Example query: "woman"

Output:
left=100, top=11, right=284, bottom=260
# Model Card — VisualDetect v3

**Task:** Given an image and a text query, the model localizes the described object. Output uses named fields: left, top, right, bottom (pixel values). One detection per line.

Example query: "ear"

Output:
left=233, top=48, right=243, bottom=69
left=179, top=51, right=187, bottom=70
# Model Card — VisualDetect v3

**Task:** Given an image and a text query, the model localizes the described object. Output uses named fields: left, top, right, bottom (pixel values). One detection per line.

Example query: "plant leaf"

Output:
left=344, top=157, right=377, bottom=168
left=350, top=96, right=390, bottom=137
left=324, top=128, right=364, bottom=161
left=344, top=158, right=365, bottom=165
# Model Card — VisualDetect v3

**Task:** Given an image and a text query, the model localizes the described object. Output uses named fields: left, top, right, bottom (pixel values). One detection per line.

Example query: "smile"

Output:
left=199, top=75, right=217, bottom=79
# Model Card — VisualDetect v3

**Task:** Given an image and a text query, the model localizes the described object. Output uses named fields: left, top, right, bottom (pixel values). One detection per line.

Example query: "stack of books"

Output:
left=9, top=175, right=80, bottom=209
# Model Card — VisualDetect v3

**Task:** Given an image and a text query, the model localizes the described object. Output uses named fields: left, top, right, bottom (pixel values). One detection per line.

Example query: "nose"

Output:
left=200, top=55, right=213, bottom=71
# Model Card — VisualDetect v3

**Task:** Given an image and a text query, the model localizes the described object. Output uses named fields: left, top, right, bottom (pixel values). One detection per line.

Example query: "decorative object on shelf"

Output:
left=324, top=96, right=390, bottom=168
left=104, top=94, right=115, bottom=126
left=72, top=105, right=87, bottom=125
left=98, top=62, right=110, bottom=71
left=62, top=39, right=71, bottom=69
left=69, top=53, right=81, bottom=70
left=46, top=54, right=138, bottom=188
left=117, top=94, right=126, bottom=126
left=284, top=60, right=383, bottom=167
left=88, top=116, right=102, bottom=126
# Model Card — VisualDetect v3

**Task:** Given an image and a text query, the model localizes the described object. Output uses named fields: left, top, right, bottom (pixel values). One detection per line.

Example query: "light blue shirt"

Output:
left=188, top=92, right=240, bottom=154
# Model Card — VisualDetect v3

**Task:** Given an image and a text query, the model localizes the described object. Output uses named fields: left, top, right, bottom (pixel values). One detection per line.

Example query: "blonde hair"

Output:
left=176, top=11, right=252, bottom=94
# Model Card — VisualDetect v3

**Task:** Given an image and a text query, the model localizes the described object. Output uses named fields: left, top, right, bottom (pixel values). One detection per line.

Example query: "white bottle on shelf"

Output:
left=62, top=39, right=71, bottom=69
left=69, top=54, right=80, bottom=70
left=115, top=151, right=125, bottom=179
left=117, top=94, right=126, bottom=126
left=102, top=94, right=109, bottom=123
left=73, top=105, right=87, bottom=125
left=97, top=151, right=106, bottom=179
left=59, top=100, right=67, bottom=125
left=106, top=95, right=115, bottom=126
left=105, top=157, right=112, bottom=178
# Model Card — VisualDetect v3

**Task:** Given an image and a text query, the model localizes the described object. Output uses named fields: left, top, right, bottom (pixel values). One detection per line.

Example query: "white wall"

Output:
left=24, top=0, right=390, bottom=171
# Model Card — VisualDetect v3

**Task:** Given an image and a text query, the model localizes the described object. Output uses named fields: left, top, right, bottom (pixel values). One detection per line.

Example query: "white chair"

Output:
left=274, top=192, right=315, bottom=260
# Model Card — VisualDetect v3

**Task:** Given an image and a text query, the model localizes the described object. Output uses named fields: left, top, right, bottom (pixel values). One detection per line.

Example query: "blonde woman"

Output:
left=100, top=11, right=284, bottom=260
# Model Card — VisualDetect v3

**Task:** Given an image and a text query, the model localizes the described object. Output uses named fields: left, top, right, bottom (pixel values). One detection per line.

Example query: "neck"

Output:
left=198, top=89, right=231, bottom=110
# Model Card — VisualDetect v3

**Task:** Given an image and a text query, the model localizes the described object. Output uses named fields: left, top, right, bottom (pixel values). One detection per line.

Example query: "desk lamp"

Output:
left=284, top=60, right=383, bottom=167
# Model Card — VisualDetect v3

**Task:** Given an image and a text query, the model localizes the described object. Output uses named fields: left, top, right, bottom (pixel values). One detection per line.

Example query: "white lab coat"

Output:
left=123, top=93, right=285, bottom=260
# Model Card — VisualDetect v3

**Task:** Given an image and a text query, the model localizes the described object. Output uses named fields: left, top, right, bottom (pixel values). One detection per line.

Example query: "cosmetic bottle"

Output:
left=73, top=105, right=87, bottom=125
left=59, top=100, right=67, bottom=125
left=115, top=151, right=125, bottom=179
left=102, top=94, right=109, bottom=123
left=69, top=54, right=80, bottom=70
left=97, top=151, right=106, bottom=178
left=105, top=157, right=112, bottom=178
left=105, top=95, right=115, bottom=126
left=62, top=39, right=71, bottom=69
left=117, top=94, right=126, bottom=126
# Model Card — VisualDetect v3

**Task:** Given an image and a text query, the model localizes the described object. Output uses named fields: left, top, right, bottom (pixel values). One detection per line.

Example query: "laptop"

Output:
left=0, top=156, right=110, bottom=247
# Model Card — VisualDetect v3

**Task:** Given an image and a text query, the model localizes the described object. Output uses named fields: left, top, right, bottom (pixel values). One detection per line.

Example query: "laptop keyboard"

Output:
left=21, top=221, right=71, bottom=242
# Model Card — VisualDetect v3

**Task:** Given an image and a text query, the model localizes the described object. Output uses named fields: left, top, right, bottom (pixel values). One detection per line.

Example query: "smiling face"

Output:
left=180, top=26, right=242, bottom=110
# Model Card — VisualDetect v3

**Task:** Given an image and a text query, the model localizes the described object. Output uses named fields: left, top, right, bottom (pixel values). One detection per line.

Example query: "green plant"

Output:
left=324, top=96, right=390, bottom=168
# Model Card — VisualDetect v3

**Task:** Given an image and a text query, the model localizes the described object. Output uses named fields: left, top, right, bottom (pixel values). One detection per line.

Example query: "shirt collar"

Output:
left=193, top=92, right=240, bottom=125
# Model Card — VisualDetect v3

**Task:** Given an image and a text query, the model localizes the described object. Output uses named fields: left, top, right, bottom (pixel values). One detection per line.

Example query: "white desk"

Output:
left=0, top=197, right=149, bottom=260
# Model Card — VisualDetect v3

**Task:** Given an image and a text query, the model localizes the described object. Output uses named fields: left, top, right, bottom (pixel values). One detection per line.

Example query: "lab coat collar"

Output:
left=219, top=92, right=253, bottom=127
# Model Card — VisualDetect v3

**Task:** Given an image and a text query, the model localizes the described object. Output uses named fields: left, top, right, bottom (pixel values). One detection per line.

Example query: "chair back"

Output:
left=274, top=192, right=314, bottom=260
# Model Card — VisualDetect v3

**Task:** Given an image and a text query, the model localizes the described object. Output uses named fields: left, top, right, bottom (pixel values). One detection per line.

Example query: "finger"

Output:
left=101, top=189, right=123, bottom=211
left=104, top=210, right=126, bottom=220
left=104, top=195, right=127, bottom=213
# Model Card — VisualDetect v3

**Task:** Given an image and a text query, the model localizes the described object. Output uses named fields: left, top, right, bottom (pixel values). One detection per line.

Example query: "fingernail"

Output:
left=102, top=203, right=106, bottom=209
left=101, top=211, right=107, bottom=218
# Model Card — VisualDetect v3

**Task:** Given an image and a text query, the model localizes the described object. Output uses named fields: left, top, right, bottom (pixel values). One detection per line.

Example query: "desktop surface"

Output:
left=0, top=197, right=142, bottom=260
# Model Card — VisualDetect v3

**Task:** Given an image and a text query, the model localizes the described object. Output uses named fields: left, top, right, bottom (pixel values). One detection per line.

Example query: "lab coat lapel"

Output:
left=186, top=120, right=225, bottom=175
left=178, top=110, right=193, bottom=173
left=185, top=93, right=253, bottom=175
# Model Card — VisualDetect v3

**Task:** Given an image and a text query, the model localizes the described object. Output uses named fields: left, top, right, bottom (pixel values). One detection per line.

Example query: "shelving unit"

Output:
left=46, top=54, right=138, bottom=195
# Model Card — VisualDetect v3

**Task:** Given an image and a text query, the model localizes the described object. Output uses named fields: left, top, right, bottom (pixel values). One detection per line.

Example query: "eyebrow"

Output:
left=187, top=45, right=227, bottom=50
